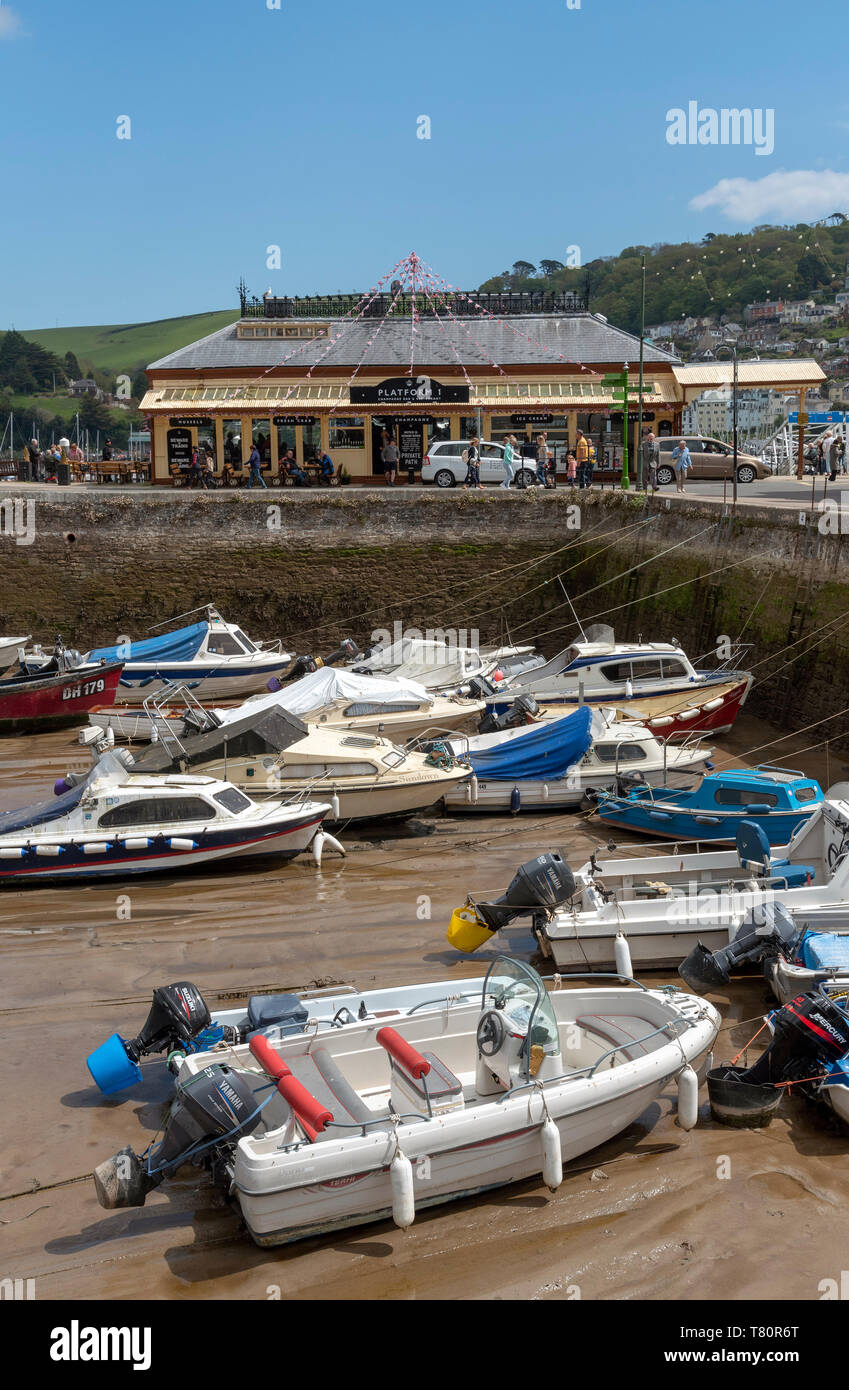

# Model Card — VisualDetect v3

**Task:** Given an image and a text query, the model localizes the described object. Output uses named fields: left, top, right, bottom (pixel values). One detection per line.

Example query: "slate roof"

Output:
left=148, top=314, right=682, bottom=373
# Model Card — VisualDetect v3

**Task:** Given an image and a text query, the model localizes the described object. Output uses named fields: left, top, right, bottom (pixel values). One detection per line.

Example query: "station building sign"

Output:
left=169, top=416, right=210, bottom=428
left=511, top=413, right=554, bottom=425
left=272, top=415, right=317, bottom=426
left=351, top=376, right=469, bottom=405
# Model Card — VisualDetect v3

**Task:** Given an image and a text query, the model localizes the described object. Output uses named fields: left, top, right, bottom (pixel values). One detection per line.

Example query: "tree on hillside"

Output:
left=539, top=260, right=565, bottom=277
left=78, top=395, right=112, bottom=434
left=512, top=261, right=536, bottom=279
left=64, top=351, right=82, bottom=381
left=131, top=369, right=148, bottom=398
left=796, top=249, right=832, bottom=294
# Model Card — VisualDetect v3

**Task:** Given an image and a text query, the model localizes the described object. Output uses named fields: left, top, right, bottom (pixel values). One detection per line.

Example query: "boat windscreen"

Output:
left=0, top=779, right=88, bottom=836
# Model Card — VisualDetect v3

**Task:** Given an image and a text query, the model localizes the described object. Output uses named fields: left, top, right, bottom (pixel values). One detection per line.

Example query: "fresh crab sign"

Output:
left=350, top=376, right=469, bottom=405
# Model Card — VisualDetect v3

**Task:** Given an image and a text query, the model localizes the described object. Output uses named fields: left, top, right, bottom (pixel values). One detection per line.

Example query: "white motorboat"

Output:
left=490, top=623, right=752, bottom=739
left=93, top=955, right=719, bottom=1245
left=0, top=748, right=335, bottom=883
left=126, top=695, right=471, bottom=823
left=442, top=706, right=712, bottom=813
left=442, top=804, right=849, bottom=975
left=353, top=636, right=543, bottom=690
left=228, top=666, right=484, bottom=742
left=0, top=634, right=30, bottom=675
left=27, top=606, right=296, bottom=705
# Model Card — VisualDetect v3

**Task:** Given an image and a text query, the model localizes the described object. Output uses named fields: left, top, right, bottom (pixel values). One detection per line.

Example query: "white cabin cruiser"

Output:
left=126, top=693, right=471, bottom=824
left=226, top=666, right=484, bottom=742
left=353, top=636, right=544, bottom=690
left=93, top=955, right=719, bottom=1245
left=442, top=705, right=712, bottom=813
left=0, top=748, right=334, bottom=883
left=490, top=623, right=752, bottom=739
left=27, top=606, right=296, bottom=706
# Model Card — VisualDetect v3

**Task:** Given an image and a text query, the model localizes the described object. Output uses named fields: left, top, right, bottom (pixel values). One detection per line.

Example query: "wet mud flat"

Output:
left=1, top=716, right=849, bottom=1301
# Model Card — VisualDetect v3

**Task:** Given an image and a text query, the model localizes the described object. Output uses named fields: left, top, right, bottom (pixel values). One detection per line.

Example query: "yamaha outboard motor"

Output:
left=708, top=987, right=849, bottom=1127
left=477, top=694, right=539, bottom=734
left=476, top=853, right=575, bottom=934
left=86, top=982, right=238, bottom=1095
left=93, top=1063, right=263, bottom=1208
left=678, top=902, right=802, bottom=995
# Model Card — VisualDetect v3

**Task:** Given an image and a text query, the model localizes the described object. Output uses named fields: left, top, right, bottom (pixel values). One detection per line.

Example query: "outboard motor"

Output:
left=467, top=675, right=499, bottom=701
left=477, top=694, right=539, bottom=734
left=678, top=902, right=802, bottom=996
left=447, top=852, right=575, bottom=952
left=86, top=982, right=238, bottom=1095
left=93, top=1063, right=265, bottom=1208
left=286, top=638, right=359, bottom=683
left=708, top=987, right=849, bottom=1127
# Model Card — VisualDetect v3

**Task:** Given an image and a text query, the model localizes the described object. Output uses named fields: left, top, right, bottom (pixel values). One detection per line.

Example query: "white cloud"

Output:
left=0, top=6, right=23, bottom=39
left=690, top=170, right=849, bottom=223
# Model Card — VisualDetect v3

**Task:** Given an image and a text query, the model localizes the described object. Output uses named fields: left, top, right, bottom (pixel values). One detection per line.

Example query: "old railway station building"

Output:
left=139, top=286, right=824, bottom=484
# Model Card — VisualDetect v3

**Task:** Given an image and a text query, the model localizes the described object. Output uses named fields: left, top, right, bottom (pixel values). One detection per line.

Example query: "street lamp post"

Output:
left=731, top=340, right=738, bottom=507
left=637, top=255, right=646, bottom=490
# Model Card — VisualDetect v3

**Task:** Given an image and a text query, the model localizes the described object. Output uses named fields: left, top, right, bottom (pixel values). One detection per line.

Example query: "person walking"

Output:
left=829, top=433, right=842, bottom=483
left=500, top=434, right=516, bottom=488
left=640, top=428, right=660, bottom=493
left=462, top=436, right=482, bottom=490
left=671, top=438, right=692, bottom=493
left=535, top=433, right=549, bottom=488
left=247, top=442, right=266, bottom=488
left=576, top=429, right=591, bottom=489
left=817, top=438, right=828, bottom=475
left=381, top=433, right=399, bottom=486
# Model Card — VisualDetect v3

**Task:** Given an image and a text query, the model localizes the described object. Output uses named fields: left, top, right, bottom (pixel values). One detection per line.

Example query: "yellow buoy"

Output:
left=446, top=906, right=494, bottom=953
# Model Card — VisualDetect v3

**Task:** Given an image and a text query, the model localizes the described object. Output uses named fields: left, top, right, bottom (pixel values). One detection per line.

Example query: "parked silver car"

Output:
left=421, top=439, right=538, bottom=488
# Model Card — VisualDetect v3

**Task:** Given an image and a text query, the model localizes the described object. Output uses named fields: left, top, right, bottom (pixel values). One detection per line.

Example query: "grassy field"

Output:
left=2, top=309, right=236, bottom=375
left=4, top=393, right=134, bottom=425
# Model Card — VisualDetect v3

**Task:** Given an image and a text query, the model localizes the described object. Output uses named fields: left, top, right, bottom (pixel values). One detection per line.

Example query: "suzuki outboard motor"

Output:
left=448, top=853, right=575, bottom=951
left=86, top=982, right=238, bottom=1095
left=708, top=987, right=849, bottom=1127
left=678, top=902, right=802, bottom=995
left=477, top=694, right=539, bottom=734
left=94, top=1063, right=264, bottom=1208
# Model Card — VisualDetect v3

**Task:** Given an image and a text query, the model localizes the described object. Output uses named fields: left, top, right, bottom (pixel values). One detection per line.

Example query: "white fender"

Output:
left=0, top=847, right=26, bottom=859
left=167, top=838, right=197, bottom=851
left=614, top=931, right=633, bottom=979
left=677, top=1066, right=698, bottom=1131
left=122, top=837, right=152, bottom=850
left=390, top=1149, right=415, bottom=1228
left=542, top=783, right=549, bottom=801
left=312, top=830, right=346, bottom=868
left=82, top=842, right=112, bottom=855
left=541, top=1116, right=562, bottom=1191
left=330, top=793, right=341, bottom=821
left=469, top=772, right=478, bottom=805
left=35, top=844, right=64, bottom=856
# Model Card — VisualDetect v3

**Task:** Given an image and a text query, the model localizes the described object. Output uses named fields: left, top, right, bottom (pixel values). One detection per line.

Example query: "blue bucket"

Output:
left=86, top=1033, right=143, bottom=1095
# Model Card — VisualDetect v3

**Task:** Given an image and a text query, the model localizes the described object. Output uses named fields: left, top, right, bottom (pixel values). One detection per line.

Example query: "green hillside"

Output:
left=2, top=309, right=236, bottom=377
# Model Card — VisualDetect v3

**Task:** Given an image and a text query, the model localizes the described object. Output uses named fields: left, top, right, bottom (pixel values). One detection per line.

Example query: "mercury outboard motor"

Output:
left=475, top=852, right=576, bottom=934
left=286, top=638, right=359, bottom=683
left=477, top=694, right=539, bottom=734
left=708, top=987, right=849, bottom=1127
left=93, top=1063, right=263, bottom=1208
left=678, top=902, right=802, bottom=995
left=86, top=982, right=238, bottom=1095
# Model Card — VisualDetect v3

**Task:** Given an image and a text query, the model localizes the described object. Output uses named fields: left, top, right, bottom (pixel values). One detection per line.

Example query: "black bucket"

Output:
left=707, top=1064, right=784, bottom=1128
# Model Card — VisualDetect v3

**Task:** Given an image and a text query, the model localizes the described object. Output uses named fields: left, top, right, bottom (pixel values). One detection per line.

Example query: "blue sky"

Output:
left=1, top=0, right=847, bottom=328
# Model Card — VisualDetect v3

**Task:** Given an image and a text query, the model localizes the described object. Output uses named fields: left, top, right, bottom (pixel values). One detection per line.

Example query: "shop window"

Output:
left=252, top=418, right=272, bottom=466
left=427, top=419, right=450, bottom=444
left=222, top=420, right=242, bottom=465
left=196, top=424, right=218, bottom=468
left=302, top=420, right=321, bottom=460
left=329, top=417, right=365, bottom=449
left=276, top=421, right=296, bottom=462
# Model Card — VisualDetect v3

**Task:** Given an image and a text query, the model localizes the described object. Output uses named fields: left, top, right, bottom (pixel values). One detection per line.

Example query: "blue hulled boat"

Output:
left=596, top=765, right=823, bottom=844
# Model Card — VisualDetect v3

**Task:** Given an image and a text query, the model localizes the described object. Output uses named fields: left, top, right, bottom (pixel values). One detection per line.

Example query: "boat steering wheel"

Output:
left=477, top=1010, right=506, bottom=1057
left=828, top=839, right=849, bottom=871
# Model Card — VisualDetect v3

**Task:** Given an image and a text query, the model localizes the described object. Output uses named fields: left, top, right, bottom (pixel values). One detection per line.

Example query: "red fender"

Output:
left=249, top=1034, right=332, bottom=1137
left=376, top=1026, right=431, bottom=1080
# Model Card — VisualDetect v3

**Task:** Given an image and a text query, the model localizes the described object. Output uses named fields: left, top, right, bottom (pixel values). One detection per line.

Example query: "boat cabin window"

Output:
left=281, top=762, right=380, bottom=779
left=206, top=633, right=247, bottom=656
left=213, top=787, right=253, bottom=813
left=629, top=658, right=664, bottom=680
left=341, top=701, right=422, bottom=716
left=599, top=661, right=632, bottom=682
left=713, top=787, right=779, bottom=807
left=233, top=629, right=256, bottom=653
left=98, top=796, right=217, bottom=827
left=660, top=658, right=689, bottom=678
left=795, top=786, right=819, bottom=803
left=595, top=743, right=647, bottom=763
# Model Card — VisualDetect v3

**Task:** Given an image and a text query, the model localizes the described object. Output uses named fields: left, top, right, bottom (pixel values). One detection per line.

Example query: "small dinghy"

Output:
left=0, top=748, right=337, bottom=883
left=86, top=974, right=490, bottom=1095
left=0, top=634, right=30, bottom=675
left=596, top=765, right=823, bottom=844
left=0, top=654, right=124, bottom=733
left=93, top=955, right=718, bottom=1245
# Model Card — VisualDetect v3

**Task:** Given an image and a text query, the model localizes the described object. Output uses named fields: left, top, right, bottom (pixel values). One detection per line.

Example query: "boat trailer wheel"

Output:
left=477, top=1010, right=506, bottom=1057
